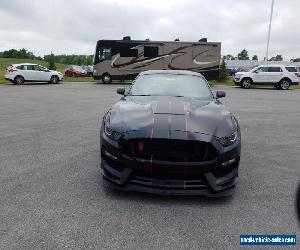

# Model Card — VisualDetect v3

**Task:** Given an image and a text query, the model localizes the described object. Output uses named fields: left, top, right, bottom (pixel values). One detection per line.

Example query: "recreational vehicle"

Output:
left=93, top=37, right=221, bottom=83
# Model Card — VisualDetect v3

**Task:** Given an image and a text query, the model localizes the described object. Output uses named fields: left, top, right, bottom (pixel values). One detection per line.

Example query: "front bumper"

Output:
left=233, top=77, right=241, bottom=85
left=100, top=132, right=241, bottom=197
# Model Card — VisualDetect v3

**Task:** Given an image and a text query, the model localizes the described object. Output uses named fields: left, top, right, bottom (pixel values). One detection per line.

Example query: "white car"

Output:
left=4, top=63, right=64, bottom=84
left=234, top=65, right=299, bottom=90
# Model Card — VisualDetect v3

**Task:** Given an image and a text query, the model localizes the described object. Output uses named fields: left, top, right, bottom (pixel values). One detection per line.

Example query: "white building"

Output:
left=225, top=60, right=300, bottom=70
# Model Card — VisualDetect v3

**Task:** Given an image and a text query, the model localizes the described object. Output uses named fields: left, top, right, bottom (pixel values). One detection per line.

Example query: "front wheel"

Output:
left=241, top=78, right=252, bottom=89
left=50, top=75, right=59, bottom=84
left=279, top=79, right=290, bottom=90
left=102, top=73, right=112, bottom=84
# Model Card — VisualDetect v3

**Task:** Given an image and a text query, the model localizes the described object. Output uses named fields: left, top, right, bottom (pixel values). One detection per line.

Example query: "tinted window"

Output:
left=16, top=65, right=24, bottom=70
left=268, top=67, right=282, bottom=72
left=255, top=67, right=268, bottom=73
left=35, top=65, right=46, bottom=71
left=260, top=67, right=268, bottom=72
left=129, top=74, right=212, bottom=99
left=120, top=48, right=138, bottom=57
left=26, top=65, right=35, bottom=70
left=144, top=46, right=159, bottom=58
left=285, top=67, right=297, bottom=72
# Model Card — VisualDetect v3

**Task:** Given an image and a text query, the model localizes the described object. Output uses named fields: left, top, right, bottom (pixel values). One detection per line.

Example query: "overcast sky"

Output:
left=0, top=0, right=299, bottom=60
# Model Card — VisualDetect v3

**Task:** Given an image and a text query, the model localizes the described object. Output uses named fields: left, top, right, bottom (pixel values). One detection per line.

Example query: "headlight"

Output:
left=235, top=74, right=242, bottom=78
left=217, top=130, right=238, bottom=147
left=104, top=122, right=122, bottom=141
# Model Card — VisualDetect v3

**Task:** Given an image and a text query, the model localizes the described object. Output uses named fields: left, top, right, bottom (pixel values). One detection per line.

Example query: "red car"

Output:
left=65, top=65, right=88, bottom=77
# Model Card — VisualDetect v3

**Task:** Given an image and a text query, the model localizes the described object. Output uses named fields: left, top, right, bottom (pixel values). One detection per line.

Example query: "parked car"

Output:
left=4, top=63, right=63, bottom=84
left=64, top=65, right=87, bottom=77
left=234, top=65, right=299, bottom=90
left=81, top=65, right=93, bottom=77
left=227, top=68, right=237, bottom=76
left=100, top=70, right=241, bottom=197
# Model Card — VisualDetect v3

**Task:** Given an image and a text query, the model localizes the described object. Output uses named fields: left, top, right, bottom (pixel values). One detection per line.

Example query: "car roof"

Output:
left=257, top=65, right=295, bottom=68
left=11, top=63, right=38, bottom=66
left=139, top=70, right=204, bottom=77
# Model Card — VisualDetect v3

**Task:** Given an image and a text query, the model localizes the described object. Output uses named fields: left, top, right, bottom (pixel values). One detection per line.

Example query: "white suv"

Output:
left=234, top=65, right=299, bottom=90
left=4, top=63, right=64, bottom=84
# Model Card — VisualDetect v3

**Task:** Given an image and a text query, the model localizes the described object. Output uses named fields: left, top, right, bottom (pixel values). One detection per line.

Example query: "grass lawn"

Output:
left=63, top=76, right=97, bottom=82
left=209, top=77, right=234, bottom=86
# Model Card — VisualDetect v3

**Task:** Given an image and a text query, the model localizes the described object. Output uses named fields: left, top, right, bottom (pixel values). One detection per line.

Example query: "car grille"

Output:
left=123, top=139, right=217, bottom=162
left=102, top=158, right=209, bottom=190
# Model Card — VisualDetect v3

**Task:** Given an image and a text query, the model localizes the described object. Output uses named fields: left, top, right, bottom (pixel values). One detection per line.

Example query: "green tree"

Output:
left=1, top=48, right=37, bottom=59
left=237, top=49, right=249, bottom=60
left=269, top=55, right=283, bottom=61
left=252, top=55, right=258, bottom=60
left=48, top=52, right=56, bottom=70
left=219, top=58, right=229, bottom=81
left=223, top=54, right=235, bottom=60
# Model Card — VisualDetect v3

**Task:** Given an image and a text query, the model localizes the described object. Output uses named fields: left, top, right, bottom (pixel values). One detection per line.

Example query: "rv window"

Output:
left=99, top=47, right=112, bottom=60
left=120, top=49, right=138, bottom=57
left=144, top=46, right=158, bottom=58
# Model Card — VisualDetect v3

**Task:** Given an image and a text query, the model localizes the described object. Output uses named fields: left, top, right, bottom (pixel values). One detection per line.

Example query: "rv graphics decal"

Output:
left=111, top=44, right=219, bottom=71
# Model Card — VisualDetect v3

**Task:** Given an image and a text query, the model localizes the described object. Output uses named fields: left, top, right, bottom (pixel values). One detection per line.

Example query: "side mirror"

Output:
left=117, top=87, right=125, bottom=95
left=216, top=90, right=226, bottom=99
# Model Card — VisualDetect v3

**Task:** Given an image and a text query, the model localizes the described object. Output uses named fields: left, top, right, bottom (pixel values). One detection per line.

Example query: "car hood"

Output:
left=106, top=96, right=236, bottom=138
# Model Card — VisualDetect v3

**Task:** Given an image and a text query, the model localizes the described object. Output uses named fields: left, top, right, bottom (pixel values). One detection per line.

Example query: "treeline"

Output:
left=0, top=48, right=94, bottom=65
left=43, top=54, right=94, bottom=65
left=223, top=48, right=284, bottom=61
left=0, top=48, right=43, bottom=60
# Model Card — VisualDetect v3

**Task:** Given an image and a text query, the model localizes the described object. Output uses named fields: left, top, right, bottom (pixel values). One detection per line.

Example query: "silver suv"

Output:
left=234, top=65, right=299, bottom=90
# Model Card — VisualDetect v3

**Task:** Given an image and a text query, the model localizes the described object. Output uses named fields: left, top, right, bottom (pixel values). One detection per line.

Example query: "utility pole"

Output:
left=265, top=0, right=275, bottom=61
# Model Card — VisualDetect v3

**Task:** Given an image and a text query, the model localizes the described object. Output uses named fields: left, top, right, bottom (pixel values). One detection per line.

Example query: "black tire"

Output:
left=279, top=79, right=290, bottom=90
left=241, top=78, right=252, bottom=89
left=274, top=84, right=281, bottom=89
left=14, top=75, right=24, bottom=85
left=102, top=73, right=112, bottom=84
left=50, top=75, right=59, bottom=84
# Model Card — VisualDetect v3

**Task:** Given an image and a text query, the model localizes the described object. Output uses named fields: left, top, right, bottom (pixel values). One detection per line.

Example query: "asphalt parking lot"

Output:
left=0, top=82, right=299, bottom=249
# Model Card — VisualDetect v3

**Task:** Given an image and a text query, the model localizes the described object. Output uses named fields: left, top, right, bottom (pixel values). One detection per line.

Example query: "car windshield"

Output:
left=250, top=66, right=260, bottom=72
left=128, top=73, right=213, bottom=99
left=72, top=66, right=83, bottom=71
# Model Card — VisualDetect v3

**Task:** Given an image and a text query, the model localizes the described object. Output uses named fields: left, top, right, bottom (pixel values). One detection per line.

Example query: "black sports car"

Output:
left=100, top=70, right=241, bottom=196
